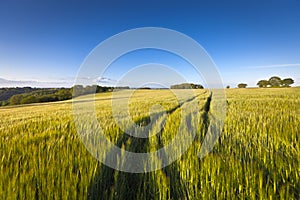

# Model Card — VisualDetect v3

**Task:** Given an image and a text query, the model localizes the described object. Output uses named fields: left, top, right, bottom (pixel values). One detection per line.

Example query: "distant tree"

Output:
left=226, top=85, right=230, bottom=89
left=257, top=80, right=269, bottom=88
left=237, top=83, right=247, bottom=88
left=269, top=76, right=282, bottom=87
left=282, top=78, right=294, bottom=87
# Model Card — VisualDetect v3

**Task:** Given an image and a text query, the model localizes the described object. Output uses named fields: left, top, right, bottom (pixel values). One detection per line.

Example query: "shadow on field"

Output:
left=87, top=92, right=210, bottom=199
left=87, top=138, right=188, bottom=200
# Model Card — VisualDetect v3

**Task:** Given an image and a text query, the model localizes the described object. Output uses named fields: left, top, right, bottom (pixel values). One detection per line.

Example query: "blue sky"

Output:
left=0, top=0, right=300, bottom=87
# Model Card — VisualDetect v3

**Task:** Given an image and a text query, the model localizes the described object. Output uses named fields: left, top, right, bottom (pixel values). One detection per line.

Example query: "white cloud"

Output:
left=94, top=76, right=117, bottom=84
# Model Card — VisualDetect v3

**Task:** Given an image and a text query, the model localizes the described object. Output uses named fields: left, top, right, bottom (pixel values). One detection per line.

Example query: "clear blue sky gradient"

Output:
left=1, top=0, right=300, bottom=87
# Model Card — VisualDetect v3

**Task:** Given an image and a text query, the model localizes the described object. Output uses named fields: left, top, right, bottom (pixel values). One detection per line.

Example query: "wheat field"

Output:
left=0, top=88, right=299, bottom=199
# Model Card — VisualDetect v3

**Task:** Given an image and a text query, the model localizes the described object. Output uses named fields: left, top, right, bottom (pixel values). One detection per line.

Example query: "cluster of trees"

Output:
left=236, top=76, right=294, bottom=89
left=170, top=83, right=204, bottom=89
left=257, top=76, right=294, bottom=88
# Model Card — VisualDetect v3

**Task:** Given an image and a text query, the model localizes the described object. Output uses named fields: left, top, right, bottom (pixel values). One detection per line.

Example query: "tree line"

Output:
left=0, top=85, right=119, bottom=106
left=2, top=88, right=72, bottom=106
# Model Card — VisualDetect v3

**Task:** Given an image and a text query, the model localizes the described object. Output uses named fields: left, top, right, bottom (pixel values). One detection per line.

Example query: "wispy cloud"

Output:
left=246, top=63, right=300, bottom=69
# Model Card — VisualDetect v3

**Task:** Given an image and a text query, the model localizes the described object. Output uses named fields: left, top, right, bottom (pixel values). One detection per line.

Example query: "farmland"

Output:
left=0, top=88, right=299, bottom=199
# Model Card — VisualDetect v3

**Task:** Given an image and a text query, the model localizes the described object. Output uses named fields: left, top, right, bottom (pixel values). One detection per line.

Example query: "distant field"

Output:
left=0, top=88, right=299, bottom=199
